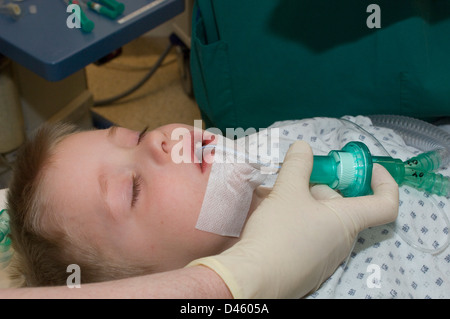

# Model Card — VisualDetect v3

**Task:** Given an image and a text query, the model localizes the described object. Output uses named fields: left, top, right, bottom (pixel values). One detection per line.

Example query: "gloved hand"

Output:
left=187, top=141, right=399, bottom=298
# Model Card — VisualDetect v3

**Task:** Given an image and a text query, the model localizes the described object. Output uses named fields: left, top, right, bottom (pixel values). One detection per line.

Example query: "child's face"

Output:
left=44, top=124, right=238, bottom=272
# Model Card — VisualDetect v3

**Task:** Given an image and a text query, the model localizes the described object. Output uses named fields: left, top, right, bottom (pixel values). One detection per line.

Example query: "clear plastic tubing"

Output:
left=367, top=114, right=450, bottom=254
left=369, top=114, right=450, bottom=165
left=368, top=114, right=450, bottom=196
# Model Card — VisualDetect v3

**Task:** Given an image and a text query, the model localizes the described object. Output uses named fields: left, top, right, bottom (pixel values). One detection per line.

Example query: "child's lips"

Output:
left=190, top=130, right=216, bottom=173
left=200, top=136, right=215, bottom=173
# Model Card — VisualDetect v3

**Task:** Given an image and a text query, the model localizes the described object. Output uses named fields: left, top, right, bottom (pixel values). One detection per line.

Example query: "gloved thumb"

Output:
left=270, top=141, right=314, bottom=199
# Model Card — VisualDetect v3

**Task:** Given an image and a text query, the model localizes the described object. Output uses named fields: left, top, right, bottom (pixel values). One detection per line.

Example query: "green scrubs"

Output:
left=190, top=0, right=450, bottom=132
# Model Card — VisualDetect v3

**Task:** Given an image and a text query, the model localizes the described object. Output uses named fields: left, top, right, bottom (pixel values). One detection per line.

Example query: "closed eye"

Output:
left=131, top=127, right=148, bottom=208
left=131, top=174, right=143, bottom=208
left=137, top=127, right=149, bottom=145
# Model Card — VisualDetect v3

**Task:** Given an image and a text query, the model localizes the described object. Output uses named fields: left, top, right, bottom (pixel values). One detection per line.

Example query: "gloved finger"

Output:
left=310, top=184, right=343, bottom=200
left=370, top=163, right=399, bottom=204
left=321, top=164, right=399, bottom=231
left=271, top=141, right=314, bottom=198
left=366, top=163, right=399, bottom=225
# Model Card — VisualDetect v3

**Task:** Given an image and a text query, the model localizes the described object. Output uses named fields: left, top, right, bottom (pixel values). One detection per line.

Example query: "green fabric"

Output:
left=190, top=0, right=450, bottom=132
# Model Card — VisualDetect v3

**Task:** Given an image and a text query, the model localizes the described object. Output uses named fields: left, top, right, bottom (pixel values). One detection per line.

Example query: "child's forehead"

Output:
left=44, top=132, right=106, bottom=203
left=51, top=130, right=106, bottom=161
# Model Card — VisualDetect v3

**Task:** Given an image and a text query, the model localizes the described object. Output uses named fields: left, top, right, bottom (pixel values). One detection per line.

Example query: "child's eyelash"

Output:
left=137, top=127, right=149, bottom=144
left=131, top=175, right=143, bottom=208
left=131, top=127, right=147, bottom=207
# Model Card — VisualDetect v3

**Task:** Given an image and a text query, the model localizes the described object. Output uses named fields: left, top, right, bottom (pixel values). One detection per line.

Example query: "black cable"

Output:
left=93, top=42, right=175, bottom=106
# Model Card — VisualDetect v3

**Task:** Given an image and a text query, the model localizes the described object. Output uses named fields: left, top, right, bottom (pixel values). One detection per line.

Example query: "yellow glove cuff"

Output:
left=186, top=257, right=243, bottom=299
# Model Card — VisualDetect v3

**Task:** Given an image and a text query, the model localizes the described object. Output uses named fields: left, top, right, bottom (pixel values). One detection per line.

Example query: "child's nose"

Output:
left=140, top=130, right=171, bottom=164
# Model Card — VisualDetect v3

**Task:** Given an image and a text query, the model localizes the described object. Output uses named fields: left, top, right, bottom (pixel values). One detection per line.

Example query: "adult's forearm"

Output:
left=0, top=266, right=232, bottom=299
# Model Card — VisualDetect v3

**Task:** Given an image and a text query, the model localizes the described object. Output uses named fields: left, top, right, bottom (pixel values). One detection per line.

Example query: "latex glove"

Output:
left=188, top=141, right=399, bottom=298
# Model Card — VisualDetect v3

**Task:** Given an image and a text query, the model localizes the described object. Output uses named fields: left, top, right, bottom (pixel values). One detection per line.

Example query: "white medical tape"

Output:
left=195, top=134, right=275, bottom=237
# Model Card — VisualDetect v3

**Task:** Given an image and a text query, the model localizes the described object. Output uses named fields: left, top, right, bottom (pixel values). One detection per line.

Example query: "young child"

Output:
left=7, top=122, right=262, bottom=286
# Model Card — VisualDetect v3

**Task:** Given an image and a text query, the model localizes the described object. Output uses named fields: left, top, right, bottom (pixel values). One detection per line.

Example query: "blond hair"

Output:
left=7, top=123, right=154, bottom=287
